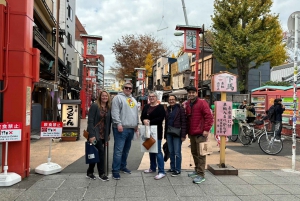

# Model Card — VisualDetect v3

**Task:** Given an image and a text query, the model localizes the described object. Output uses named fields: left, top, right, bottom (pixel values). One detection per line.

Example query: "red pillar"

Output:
left=1, top=0, right=40, bottom=178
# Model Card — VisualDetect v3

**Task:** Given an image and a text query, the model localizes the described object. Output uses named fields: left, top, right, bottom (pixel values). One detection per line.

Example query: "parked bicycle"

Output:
left=236, top=117, right=283, bottom=155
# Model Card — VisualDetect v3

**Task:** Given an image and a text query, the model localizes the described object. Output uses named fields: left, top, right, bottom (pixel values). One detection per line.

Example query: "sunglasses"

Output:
left=124, top=87, right=132, bottom=90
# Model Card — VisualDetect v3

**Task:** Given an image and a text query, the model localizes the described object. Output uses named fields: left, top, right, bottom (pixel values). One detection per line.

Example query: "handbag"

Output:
left=85, top=141, right=100, bottom=164
left=142, top=135, right=156, bottom=150
left=83, top=121, right=101, bottom=140
left=167, top=126, right=181, bottom=137
left=163, top=142, right=170, bottom=162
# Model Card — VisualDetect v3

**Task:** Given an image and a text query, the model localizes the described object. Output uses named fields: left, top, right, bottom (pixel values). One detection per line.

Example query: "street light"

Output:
left=134, top=67, right=146, bottom=110
left=175, top=24, right=204, bottom=97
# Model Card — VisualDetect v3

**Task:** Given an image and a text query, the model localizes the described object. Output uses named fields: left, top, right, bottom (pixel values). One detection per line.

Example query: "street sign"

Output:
left=40, top=121, right=62, bottom=138
left=0, top=122, right=22, bottom=142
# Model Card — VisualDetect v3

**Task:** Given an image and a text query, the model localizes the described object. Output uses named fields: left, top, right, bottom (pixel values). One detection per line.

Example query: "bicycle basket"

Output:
left=254, top=120, right=264, bottom=125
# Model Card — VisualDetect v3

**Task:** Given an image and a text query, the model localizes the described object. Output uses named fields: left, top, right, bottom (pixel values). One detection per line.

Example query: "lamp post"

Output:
left=175, top=25, right=203, bottom=95
left=135, top=68, right=146, bottom=110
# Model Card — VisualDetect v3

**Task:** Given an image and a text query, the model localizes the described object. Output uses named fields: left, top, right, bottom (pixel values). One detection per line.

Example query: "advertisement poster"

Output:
left=87, top=38, right=97, bottom=55
left=215, top=101, right=233, bottom=136
left=0, top=122, right=22, bottom=142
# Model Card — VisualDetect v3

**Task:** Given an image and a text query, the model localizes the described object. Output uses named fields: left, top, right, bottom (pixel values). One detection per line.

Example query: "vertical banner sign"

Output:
left=0, top=122, right=22, bottom=142
left=215, top=101, right=233, bottom=136
left=40, top=121, right=62, bottom=137
left=211, top=72, right=237, bottom=92
left=185, top=30, right=197, bottom=51
left=137, top=70, right=144, bottom=81
left=62, top=104, right=79, bottom=127
left=87, top=39, right=97, bottom=55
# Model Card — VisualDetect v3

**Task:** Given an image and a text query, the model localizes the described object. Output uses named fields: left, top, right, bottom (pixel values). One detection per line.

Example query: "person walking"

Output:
left=273, top=98, right=285, bottom=140
left=86, top=91, right=112, bottom=181
left=111, top=82, right=139, bottom=180
left=239, top=99, right=247, bottom=109
left=185, top=86, right=213, bottom=184
left=164, top=95, right=187, bottom=176
left=141, top=91, right=166, bottom=180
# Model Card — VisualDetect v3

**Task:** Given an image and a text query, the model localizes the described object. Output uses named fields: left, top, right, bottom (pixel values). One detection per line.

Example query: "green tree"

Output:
left=144, top=53, right=154, bottom=77
left=111, top=34, right=169, bottom=79
left=211, top=0, right=287, bottom=93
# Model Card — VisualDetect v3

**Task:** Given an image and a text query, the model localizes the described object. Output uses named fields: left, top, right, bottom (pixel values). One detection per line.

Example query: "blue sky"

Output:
left=76, top=0, right=300, bottom=70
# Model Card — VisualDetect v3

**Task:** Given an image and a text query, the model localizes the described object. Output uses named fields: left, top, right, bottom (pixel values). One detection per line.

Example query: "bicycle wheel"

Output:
left=238, top=126, right=252, bottom=145
left=258, top=133, right=283, bottom=155
left=229, top=135, right=238, bottom=142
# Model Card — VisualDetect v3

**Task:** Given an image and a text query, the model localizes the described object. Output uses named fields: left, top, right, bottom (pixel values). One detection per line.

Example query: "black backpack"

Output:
left=267, top=105, right=276, bottom=122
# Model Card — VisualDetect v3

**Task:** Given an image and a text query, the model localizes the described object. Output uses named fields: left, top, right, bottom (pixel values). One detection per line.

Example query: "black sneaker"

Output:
left=167, top=169, right=175, bottom=173
left=171, top=171, right=181, bottom=177
left=98, top=174, right=109, bottom=181
left=86, top=174, right=96, bottom=180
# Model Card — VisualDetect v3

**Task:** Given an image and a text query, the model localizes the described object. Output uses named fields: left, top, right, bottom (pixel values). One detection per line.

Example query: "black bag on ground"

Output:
left=163, top=142, right=170, bottom=162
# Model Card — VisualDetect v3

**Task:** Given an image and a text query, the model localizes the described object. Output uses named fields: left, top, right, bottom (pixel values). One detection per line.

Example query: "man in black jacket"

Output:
left=273, top=98, right=285, bottom=140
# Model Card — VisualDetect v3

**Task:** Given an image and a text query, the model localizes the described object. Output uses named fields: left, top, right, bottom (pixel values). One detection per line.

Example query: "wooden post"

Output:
left=219, top=92, right=226, bottom=167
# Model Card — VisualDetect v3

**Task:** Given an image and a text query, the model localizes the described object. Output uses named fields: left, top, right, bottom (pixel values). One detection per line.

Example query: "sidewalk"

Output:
left=2, top=118, right=300, bottom=200
left=2, top=169, right=300, bottom=200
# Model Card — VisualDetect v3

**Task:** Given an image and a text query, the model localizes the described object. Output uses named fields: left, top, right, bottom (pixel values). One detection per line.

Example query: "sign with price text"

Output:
left=40, top=121, right=63, bottom=138
left=0, top=122, right=22, bottom=142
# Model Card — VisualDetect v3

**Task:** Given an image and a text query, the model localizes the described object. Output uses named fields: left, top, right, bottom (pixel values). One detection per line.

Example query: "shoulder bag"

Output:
left=83, top=121, right=101, bottom=140
left=166, top=107, right=181, bottom=137
left=142, top=135, right=156, bottom=150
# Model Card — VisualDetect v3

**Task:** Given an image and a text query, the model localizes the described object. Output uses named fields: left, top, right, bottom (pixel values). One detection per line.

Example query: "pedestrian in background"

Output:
left=86, top=91, right=112, bottom=181
left=141, top=91, right=166, bottom=180
left=111, top=82, right=139, bottom=180
left=164, top=95, right=187, bottom=176
left=185, top=86, right=213, bottom=184
left=239, top=99, right=247, bottom=109
left=273, top=98, right=285, bottom=140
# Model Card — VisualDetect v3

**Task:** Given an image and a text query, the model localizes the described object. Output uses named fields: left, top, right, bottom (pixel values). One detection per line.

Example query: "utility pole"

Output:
left=181, top=0, right=188, bottom=25
left=200, top=24, right=205, bottom=98
left=53, top=0, right=60, bottom=121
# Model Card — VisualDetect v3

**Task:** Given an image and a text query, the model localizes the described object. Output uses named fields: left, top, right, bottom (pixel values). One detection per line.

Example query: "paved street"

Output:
left=1, top=119, right=300, bottom=200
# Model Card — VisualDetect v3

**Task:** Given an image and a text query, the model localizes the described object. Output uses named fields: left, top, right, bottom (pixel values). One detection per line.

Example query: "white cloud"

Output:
left=76, top=0, right=300, bottom=70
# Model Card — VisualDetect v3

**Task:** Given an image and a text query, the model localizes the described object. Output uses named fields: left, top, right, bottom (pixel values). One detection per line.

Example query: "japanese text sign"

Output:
left=62, top=104, right=79, bottom=127
left=87, top=38, right=97, bottom=55
left=215, top=101, right=233, bottom=136
left=211, top=72, right=237, bottom=92
left=0, top=122, right=22, bottom=142
left=137, top=70, right=144, bottom=81
left=40, top=121, right=62, bottom=137
left=185, top=30, right=197, bottom=51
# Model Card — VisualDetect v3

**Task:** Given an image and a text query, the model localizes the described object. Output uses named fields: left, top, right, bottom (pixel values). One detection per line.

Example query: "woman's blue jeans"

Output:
left=112, top=127, right=134, bottom=173
left=166, top=134, right=182, bottom=172
left=149, top=140, right=165, bottom=174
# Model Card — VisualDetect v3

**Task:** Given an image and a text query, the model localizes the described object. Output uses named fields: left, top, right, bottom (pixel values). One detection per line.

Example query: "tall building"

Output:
left=104, top=70, right=118, bottom=91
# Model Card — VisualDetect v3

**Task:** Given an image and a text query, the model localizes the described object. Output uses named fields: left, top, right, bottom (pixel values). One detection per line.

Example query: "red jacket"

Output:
left=186, top=98, right=213, bottom=136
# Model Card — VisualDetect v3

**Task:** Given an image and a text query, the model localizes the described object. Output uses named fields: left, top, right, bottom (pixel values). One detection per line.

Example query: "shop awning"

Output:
left=169, top=89, right=187, bottom=95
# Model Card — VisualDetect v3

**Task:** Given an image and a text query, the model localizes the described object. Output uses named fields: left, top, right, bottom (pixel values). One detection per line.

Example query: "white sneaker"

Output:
left=154, top=173, right=165, bottom=180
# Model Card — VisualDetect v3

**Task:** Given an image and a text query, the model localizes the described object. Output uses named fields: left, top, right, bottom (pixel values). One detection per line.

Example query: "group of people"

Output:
left=86, top=82, right=213, bottom=184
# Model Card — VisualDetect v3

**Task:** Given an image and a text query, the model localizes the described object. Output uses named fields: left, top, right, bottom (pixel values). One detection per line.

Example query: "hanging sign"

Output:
left=87, top=38, right=97, bottom=55
left=137, top=70, right=144, bottom=81
left=0, top=122, right=22, bottom=142
left=40, top=121, right=63, bottom=137
left=211, top=72, right=237, bottom=92
left=215, top=101, right=233, bottom=136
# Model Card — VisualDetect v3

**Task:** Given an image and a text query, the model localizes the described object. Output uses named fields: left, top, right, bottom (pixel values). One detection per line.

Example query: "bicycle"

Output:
left=237, top=118, right=283, bottom=155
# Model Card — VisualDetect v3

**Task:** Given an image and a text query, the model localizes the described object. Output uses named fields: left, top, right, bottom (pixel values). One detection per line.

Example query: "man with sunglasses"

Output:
left=111, top=82, right=139, bottom=180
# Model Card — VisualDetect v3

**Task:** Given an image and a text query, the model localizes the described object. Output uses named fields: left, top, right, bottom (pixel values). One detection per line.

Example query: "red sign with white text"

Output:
left=40, top=121, right=63, bottom=138
left=0, top=122, right=22, bottom=142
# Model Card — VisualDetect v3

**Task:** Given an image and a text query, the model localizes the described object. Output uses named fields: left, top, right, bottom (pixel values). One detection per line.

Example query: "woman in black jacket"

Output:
left=164, top=95, right=187, bottom=176
left=87, top=91, right=112, bottom=181
left=141, top=91, right=166, bottom=180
